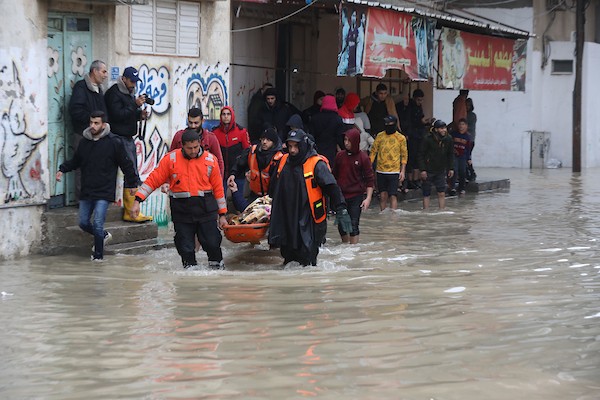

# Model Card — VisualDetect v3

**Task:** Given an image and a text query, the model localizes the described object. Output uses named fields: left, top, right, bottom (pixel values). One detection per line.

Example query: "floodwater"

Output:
left=1, top=168, right=599, bottom=400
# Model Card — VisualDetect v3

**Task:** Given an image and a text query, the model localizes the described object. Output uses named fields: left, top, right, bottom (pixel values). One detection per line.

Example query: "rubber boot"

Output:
left=122, top=189, right=153, bottom=222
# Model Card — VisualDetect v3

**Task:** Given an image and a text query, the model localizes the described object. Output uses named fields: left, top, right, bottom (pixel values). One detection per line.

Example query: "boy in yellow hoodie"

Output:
left=369, top=115, right=408, bottom=210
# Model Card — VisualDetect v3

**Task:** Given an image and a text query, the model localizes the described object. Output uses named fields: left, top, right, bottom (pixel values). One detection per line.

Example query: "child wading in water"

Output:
left=333, top=127, right=375, bottom=244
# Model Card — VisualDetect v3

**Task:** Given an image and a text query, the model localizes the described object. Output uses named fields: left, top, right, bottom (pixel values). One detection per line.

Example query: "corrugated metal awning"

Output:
left=344, top=0, right=533, bottom=39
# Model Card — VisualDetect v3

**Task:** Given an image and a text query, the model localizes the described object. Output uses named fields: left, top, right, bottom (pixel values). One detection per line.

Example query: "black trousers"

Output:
left=173, top=220, right=223, bottom=267
left=280, top=223, right=327, bottom=266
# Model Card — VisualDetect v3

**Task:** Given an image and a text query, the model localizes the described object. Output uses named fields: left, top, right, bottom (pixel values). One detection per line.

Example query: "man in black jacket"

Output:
left=68, top=60, right=108, bottom=199
left=418, top=120, right=454, bottom=210
left=104, top=66, right=152, bottom=222
left=56, top=111, right=139, bottom=261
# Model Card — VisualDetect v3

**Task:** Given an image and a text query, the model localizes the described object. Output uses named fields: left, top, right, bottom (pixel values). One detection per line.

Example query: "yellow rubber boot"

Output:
left=122, top=189, right=153, bottom=222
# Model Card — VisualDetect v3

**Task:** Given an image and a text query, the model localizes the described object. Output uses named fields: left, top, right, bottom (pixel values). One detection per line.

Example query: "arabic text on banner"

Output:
left=439, top=28, right=527, bottom=91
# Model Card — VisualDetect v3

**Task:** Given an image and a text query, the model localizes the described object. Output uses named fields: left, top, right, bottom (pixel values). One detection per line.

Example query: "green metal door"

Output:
left=47, top=15, right=92, bottom=207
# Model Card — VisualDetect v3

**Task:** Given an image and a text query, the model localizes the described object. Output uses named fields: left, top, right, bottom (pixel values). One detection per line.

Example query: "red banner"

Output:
left=362, top=8, right=423, bottom=79
left=440, top=28, right=526, bottom=91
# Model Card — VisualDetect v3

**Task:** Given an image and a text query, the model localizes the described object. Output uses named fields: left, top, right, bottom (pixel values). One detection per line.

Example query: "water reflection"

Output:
left=1, top=168, right=599, bottom=399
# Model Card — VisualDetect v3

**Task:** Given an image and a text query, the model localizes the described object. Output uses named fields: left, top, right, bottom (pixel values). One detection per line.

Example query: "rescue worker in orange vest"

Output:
left=268, top=129, right=352, bottom=266
left=226, top=127, right=283, bottom=212
left=130, top=129, right=228, bottom=270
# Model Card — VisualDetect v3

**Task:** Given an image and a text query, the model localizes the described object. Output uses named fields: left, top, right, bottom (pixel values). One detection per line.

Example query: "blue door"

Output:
left=47, top=15, right=92, bottom=207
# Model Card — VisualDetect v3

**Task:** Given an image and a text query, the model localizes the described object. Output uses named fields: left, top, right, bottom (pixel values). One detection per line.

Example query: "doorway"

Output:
left=47, top=15, right=92, bottom=207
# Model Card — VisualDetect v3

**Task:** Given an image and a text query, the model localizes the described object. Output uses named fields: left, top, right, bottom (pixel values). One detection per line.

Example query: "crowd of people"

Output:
left=59, top=59, right=477, bottom=268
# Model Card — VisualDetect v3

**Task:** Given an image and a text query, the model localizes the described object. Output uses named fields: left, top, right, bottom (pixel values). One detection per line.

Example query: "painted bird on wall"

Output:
left=0, top=61, right=46, bottom=203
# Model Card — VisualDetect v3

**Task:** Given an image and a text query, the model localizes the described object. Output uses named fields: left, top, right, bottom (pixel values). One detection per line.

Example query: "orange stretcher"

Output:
left=223, top=223, right=269, bottom=244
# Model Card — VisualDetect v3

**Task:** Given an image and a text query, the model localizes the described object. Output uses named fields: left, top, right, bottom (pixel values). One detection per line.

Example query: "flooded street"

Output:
left=1, top=168, right=599, bottom=399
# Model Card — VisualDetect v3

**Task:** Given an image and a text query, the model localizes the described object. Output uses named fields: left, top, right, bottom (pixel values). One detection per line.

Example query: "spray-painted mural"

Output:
left=0, top=49, right=48, bottom=205
left=124, top=61, right=229, bottom=225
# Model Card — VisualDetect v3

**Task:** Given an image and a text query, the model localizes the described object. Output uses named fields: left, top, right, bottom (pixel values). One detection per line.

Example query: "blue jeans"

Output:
left=451, top=158, right=467, bottom=191
left=79, top=199, right=110, bottom=259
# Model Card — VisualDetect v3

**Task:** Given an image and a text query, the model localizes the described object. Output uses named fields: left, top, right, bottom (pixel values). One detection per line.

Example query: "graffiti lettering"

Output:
left=137, top=64, right=170, bottom=116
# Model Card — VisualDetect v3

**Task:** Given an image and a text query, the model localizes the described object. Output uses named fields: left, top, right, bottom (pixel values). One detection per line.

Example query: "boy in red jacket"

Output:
left=332, top=128, right=375, bottom=244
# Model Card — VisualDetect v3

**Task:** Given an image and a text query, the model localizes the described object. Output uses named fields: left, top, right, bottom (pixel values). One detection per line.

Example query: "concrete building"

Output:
left=0, top=0, right=231, bottom=259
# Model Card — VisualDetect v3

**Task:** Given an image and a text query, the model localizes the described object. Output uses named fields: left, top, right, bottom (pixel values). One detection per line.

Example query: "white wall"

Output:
left=434, top=7, right=536, bottom=168
left=582, top=42, right=600, bottom=167
left=0, top=0, right=49, bottom=259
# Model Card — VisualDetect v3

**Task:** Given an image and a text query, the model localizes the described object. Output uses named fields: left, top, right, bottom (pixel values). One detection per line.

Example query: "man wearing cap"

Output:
left=269, top=129, right=351, bottom=266
left=369, top=115, right=408, bottom=211
left=105, top=66, right=152, bottom=222
left=418, top=120, right=454, bottom=210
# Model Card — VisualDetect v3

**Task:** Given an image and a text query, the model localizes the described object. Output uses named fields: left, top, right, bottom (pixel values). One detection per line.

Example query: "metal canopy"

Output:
left=344, top=0, right=533, bottom=39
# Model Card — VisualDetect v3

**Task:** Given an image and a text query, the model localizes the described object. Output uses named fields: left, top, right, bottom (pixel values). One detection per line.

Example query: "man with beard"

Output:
left=269, top=129, right=351, bottom=266
left=170, top=108, right=224, bottom=177
left=227, top=127, right=283, bottom=211
left=257, top=87, right=298, bottom=142
left=132, top=129, right=228, bottom=270
left=56, top=111, right=139, bottom=261
left=419, top=120, right=454, bottom=210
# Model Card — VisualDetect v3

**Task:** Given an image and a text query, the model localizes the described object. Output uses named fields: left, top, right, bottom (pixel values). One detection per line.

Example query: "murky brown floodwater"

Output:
left=1, top=168, right=599, bottom=399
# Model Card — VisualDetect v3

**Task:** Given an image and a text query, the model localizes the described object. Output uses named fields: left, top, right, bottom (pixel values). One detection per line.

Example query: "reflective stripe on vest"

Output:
left=170, top=190, right=213, bottom=198
left=277, top=153, right=329, bottom=224
left=248, top=145, right=282, bottom=195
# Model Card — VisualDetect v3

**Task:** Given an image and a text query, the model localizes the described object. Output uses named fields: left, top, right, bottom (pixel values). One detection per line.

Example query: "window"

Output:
left=551, top=59, right=573, bottom=75
left=131, top=0, right=201, bottom=56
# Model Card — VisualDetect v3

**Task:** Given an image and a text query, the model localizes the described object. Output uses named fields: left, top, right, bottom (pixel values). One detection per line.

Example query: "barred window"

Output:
left=131, top=0, right=200, bottom=56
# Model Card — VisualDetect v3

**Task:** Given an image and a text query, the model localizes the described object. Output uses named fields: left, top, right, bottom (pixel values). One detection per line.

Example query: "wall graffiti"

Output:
left=136, top=64, right=171, bottom=117
left=116, top=61, right=229, bottom=225
left=0, top=58, right=47, bottom=204
left=173, top=62, right=229, bottom=127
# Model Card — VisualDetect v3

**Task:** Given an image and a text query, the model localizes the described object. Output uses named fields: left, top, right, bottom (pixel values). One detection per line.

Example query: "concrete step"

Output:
left=105, top=237, right=174, bottom=255
left=397, top=178, right=510, bottom=202
left=43, top=205, right=125, bottom=228
left=41, top=205, right=160, bottom=256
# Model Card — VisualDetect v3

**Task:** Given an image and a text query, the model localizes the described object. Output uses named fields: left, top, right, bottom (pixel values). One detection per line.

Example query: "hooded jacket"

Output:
left=369, top=127, right=408, bottom=174
left=59, top=123, right=138, bottom=201
left=69, top=74, right=107, bottom=135
left=230, top=132, right=283, bottom=196
left=308, top=95, right=346, bottom=166
left=333, top=128, right=375, bottom=199
left=257, top=91, right=297, bottom=142
left=104, top=77, right=142, bottom=138
left=212, top=106, right=251, bottom=178
left=301, top=90, right=325, bottom=127
left=268, top=131, right=345, bottom=252
left=418, top=130, right=455, bottom=173
left=338, top=92, right=360, bottom=126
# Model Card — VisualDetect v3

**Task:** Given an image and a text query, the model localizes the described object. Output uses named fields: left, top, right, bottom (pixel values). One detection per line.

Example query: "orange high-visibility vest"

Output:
left=248, top=145, right=283, bottom=195
left=136, top=149, right=227, bottom=214
left=277, top=153, right=330, bottom=223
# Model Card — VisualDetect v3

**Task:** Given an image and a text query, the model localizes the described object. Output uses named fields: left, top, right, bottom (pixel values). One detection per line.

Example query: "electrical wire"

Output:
left=231, top=0, right=320, bottom=33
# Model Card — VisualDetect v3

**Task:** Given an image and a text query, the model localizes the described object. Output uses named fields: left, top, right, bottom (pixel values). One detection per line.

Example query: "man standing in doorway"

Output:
left=105, top=66, right=152, bottom=222
left=68, top=59, right=108, bottom=200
